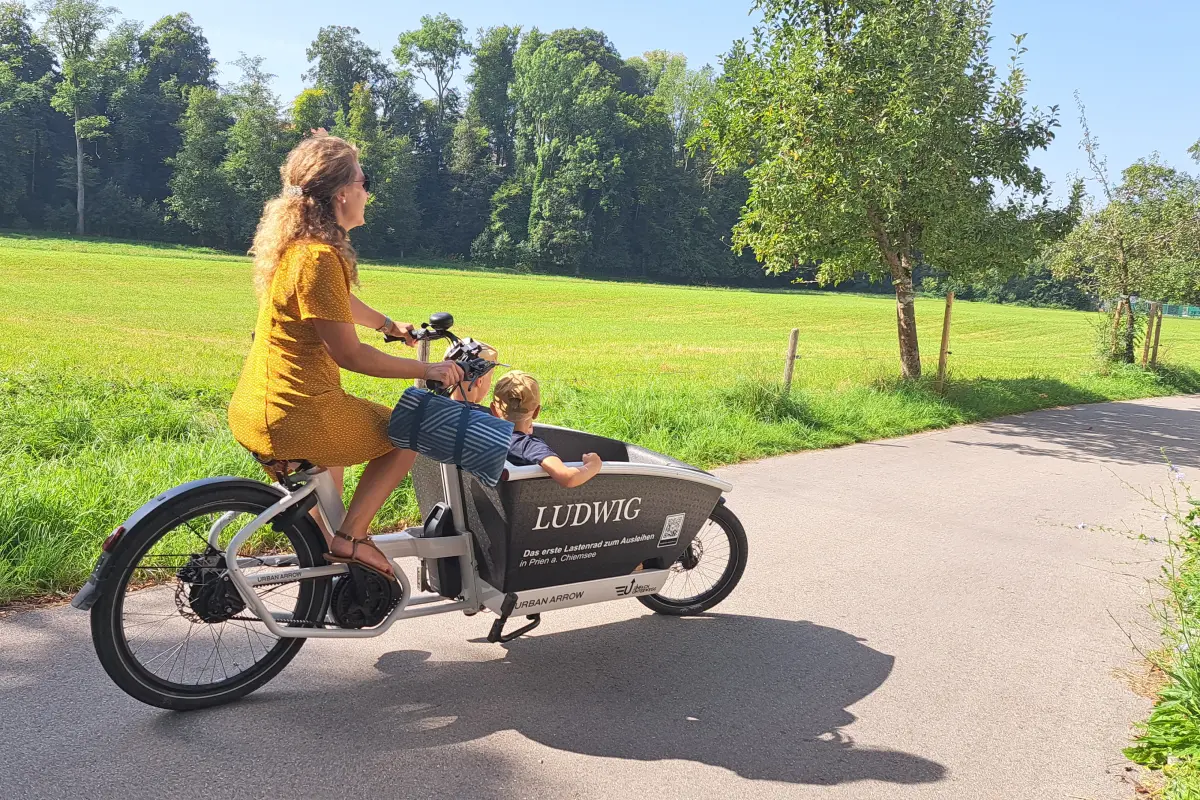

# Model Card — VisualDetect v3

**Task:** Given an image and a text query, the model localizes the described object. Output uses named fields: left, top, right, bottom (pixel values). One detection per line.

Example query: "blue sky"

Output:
left=90, top=0, right=1200, bottom=202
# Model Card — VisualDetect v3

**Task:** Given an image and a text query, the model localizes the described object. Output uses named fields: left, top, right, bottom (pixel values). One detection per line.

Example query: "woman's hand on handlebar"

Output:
left=383, top=319, right=417, bottom=346
left=424, top=360, right=464, bottom=386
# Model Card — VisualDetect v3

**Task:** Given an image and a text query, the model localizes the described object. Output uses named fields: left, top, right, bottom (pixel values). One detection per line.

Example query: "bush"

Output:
left=922, top=263, right=1094, bottom=310
left=86, top=182, right=175, bottom=241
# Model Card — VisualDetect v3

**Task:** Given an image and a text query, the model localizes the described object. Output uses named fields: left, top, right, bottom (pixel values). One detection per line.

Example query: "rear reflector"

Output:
left=102, top=526, right=126, bottom=552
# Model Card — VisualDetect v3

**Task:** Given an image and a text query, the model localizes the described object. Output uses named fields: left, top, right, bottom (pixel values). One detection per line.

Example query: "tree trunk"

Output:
left=866, top=208, right=922, bottom=379
left=73, top=107, right=84, bottom=235
left=894, top=259, right=922, bottom=380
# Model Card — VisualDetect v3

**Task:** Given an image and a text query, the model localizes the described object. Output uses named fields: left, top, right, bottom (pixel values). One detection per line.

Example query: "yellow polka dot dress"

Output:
left=228, top=242, right=394, bottom=466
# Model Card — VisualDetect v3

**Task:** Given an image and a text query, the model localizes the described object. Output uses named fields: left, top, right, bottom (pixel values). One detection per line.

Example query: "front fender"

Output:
left=70, top=476, right=282, bottom=611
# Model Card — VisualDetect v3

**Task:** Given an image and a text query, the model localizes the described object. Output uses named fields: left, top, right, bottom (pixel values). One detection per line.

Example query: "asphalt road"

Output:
left=4, top=395, right=1198, bottom=799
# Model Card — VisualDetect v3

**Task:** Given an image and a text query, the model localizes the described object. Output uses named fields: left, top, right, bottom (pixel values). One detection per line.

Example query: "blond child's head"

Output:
left=451, top=339, right=498, bottom=404
left=491, top=370, right=541, bottom=425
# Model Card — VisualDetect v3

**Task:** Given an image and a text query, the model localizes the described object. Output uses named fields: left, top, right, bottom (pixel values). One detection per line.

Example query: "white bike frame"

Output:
left=218, top=462, right=677, bottom=639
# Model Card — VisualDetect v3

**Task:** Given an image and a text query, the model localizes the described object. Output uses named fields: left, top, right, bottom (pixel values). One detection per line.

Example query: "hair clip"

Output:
left=284, top=185, right=303, bottom=198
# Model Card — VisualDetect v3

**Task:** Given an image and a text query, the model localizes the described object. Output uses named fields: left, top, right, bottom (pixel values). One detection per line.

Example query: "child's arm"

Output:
left=540, top=452, right=603, bottom=488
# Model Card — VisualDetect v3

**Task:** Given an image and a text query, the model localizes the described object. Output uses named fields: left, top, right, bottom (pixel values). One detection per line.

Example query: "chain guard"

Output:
left=329, top=567, right=401, bottom=629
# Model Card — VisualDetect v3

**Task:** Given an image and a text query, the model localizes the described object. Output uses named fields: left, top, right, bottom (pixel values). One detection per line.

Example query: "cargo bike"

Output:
left=72, top=314, right=748, bottom=710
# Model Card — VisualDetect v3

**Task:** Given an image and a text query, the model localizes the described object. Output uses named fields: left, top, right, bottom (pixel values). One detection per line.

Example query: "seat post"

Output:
left=308, top=467, right=346, bottom=534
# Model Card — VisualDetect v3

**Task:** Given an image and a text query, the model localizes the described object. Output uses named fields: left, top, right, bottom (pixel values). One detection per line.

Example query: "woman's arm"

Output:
left=311, top=318, right=462, bottom=383
left=349, top=294, right=415, bottom=344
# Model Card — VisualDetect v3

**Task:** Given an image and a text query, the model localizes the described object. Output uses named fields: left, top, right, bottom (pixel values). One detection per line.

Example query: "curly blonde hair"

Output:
left=249, top=134, right=360, bottom=298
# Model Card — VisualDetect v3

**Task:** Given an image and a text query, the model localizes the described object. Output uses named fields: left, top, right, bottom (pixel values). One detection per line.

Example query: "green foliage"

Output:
left=37, top=0, right=116, bottom=233
left=1051, top=157, right=1200, bottom=307
left=922, top=257, right=1094, bottom=310
left=0, top=3, right=56, bottom=227
left=1048, top=103, right=1200, bottom=365
left=220, top=55, right=293, bottom=244
left=334, top=82, right=419, bottom=256
left=1125, top=487, right=1200, bottom=799
left=468, top=25, right=520, bottom=169
left=166, top=84, right=236, bottom=245
left=700, top=0, right=1063, bottom=378
left=394, top=13, right=470, bottom=126
left=468, top=29, right=754, bottom=282
left=304, top=25, right=383, bottom=122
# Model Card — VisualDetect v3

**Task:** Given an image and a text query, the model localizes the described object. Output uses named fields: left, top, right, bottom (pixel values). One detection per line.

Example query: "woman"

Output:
left=228, top=133, right=463, bottom=579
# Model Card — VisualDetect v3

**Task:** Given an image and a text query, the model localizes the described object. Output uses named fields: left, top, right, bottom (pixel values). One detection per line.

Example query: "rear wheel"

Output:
left=90, top=482, right=332, bottom=710
left=638, top=502, right=747, bottom=616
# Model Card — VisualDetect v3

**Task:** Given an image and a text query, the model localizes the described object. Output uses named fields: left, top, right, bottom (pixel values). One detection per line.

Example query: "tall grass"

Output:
left=2, top=235, right=1200, bottom=603
left=0, top=372, right=426, bottom=603
left=1126, top=480, right=1200, bottom=799
left=2, top=362, right=1197, bottom=604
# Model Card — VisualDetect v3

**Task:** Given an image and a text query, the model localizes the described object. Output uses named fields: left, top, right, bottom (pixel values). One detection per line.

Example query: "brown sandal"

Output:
left=324, top=531, right=395, bottom=579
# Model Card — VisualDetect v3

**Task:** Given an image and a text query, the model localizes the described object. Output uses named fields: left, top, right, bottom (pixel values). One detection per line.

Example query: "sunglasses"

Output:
left=353, top=172, right=372, bottom=193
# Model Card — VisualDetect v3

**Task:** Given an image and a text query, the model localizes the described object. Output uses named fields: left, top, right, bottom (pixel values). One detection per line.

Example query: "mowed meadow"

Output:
left=3, top=232, right=1200, bottom=603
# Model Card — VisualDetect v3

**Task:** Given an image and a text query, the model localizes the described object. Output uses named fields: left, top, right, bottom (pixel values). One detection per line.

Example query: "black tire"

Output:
left=90, top=482, right=331, bottom=710
left=638, top=502, right=747, bottom=616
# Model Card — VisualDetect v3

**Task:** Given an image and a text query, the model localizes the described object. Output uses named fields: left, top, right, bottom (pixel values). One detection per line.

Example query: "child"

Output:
left=449, top=338, right=498, bottom=411
left=491, top=370, right=602, bottom=488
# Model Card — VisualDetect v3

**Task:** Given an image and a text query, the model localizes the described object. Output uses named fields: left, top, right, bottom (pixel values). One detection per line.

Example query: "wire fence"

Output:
left=1124, top=299, right=1200, bottom=319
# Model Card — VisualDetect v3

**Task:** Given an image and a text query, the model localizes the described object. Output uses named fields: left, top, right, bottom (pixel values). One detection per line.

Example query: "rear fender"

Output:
left=70, top=477, right=284, bottom=611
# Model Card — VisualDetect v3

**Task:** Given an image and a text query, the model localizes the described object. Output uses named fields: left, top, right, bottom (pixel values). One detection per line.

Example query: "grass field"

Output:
left=3, top=232, right=1199, bottom=603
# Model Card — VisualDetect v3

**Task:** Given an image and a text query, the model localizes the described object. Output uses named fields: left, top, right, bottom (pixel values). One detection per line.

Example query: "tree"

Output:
left=304, top=25, right=383, bottom=123
left=699, top=0, right=1059, bottom=378
left=0, top=2, right=57, bottom=226
left=394, top=13, right=470, bottom=127
left=629, top=51, right=714, bottom=170
left=290, top=87, right=328, bottom=133
left=500, top=27, right=633, bottom=273
left=1051, top=110, right=1200, bottom=361
left=221, top=54, right=291, bottom=245
left=132, top=13, right=215, bottom=201
left=467, top=25, right=520, bottom=169
left=331, top=82, right=419, bottom=257
left=37, top=0, right=115, bottom=234
left=166, top=84, right=234, bottom=245
left=86, top=13, right=213, bottom=212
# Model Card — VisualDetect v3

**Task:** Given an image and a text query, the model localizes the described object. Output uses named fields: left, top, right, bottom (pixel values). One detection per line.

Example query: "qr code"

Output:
left=658, top=513, right=685, bottom=548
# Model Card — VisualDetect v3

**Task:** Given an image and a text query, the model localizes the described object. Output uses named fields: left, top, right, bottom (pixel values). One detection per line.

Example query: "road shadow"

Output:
left=148, top=614, right=945, bottom=787
left=946, top=393, right=1200, bottom=469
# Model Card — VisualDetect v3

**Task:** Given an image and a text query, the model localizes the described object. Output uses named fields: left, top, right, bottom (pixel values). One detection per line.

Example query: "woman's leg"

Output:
left=329, top=448, right=416, bottom=576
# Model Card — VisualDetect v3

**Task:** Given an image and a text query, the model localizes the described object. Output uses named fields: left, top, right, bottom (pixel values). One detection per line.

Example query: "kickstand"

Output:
left=487, top=593, right=542, bottom=643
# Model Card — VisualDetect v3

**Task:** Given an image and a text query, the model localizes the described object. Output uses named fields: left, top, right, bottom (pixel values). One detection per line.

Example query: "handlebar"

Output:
left=383, top=312, right=503, bottom=396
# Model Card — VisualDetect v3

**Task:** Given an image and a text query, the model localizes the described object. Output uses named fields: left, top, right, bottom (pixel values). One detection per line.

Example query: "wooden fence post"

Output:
left=1111, top=297, right=1126, bottom=359
left=1141, top=302, right=1156, bottom=367
left=415, top=339, right=430, bottom=389
left=1142, top=303, right=1161, bottom=369
left=935, top=291, right=955, bottom=395
left=782, top=328, right=799, bottom=394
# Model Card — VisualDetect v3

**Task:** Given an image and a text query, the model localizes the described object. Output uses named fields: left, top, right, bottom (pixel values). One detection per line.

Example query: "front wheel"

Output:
left=638, top=502, right=747, bottom=616
left=90, top=481, right=332, bottom=710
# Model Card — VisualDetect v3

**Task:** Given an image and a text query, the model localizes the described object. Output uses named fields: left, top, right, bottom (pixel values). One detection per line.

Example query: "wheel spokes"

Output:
left=117, top=507, right=314, bottom=689
left=656, top=518, right=734, bottom=605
